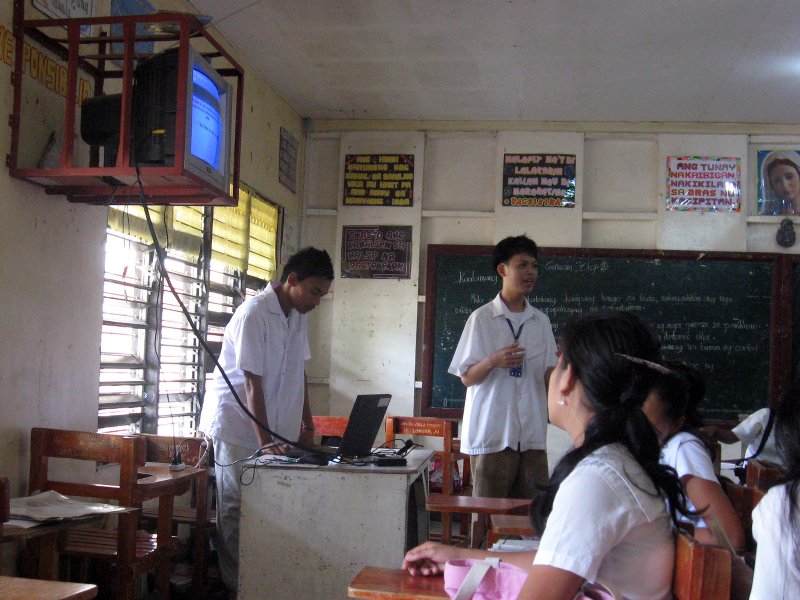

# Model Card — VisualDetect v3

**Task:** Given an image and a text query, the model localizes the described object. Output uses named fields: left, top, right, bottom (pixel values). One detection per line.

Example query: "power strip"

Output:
left=374, top=457, right=407, bottom=467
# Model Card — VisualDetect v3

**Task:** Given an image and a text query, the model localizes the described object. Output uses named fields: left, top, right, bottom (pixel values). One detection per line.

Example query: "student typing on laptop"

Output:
left=198, top=247, right=334, bottom=599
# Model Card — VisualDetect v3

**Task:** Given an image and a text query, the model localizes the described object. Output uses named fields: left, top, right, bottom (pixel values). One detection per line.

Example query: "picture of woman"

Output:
left=759, top=150, right=800, bottom=215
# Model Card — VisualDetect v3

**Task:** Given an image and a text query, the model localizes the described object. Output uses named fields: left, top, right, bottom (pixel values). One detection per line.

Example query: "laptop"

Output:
left=291, top=393, right=391, bottom=461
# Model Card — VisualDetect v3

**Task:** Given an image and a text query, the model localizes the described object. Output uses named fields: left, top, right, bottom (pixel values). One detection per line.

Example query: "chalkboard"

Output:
left=422, top=246, right=790, bottom=421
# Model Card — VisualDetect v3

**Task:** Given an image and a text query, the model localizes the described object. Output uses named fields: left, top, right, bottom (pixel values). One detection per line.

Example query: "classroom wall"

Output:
left=301, top=124, right=800, bottom=463
left=0, top=0, right=305, bottom=509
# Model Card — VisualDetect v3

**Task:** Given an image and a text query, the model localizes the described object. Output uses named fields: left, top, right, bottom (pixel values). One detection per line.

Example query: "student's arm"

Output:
left=243, top=369, right=279, bottom=452
left=517, top=565, right=583, bottom=600
left=403, top=541, right=536, bottom=576
left=301, top=372, right=314, bottom=432
left=683, top=474, right=746, bottom=552
left=460, top=343, right=524, bottom=387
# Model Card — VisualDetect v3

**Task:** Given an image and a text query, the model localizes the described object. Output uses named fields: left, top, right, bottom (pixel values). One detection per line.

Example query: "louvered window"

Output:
left=99, top=184, right=280, bottom=435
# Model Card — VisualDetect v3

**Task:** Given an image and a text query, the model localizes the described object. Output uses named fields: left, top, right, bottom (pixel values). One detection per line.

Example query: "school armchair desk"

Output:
left=29, top=427, right=203, bottom=600
left=425, top=493, right=532, bottom=548
left=139, top=434, right=212, bottom=598
left=672, top=530, right=731, bottom=600
left=385, top=416, right=467, bottom=544
left=348, top=566, right=448, bottom=599
left=745, top=459, right=784, bottom=492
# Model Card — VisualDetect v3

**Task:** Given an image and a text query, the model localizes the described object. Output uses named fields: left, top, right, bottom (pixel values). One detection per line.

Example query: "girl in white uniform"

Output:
left=642, top=364, right=745, bottom=552
left=403, top=311, right=692, bottom=600
left=750, top=373, right=800, bottom=598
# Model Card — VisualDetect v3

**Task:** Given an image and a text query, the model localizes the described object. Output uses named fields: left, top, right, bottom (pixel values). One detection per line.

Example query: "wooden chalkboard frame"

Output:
left=422, top=245, right=793, bottom=421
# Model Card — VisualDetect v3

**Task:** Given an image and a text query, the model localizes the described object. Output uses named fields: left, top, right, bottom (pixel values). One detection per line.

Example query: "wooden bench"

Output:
left=426, top=493, right=531, bottom=548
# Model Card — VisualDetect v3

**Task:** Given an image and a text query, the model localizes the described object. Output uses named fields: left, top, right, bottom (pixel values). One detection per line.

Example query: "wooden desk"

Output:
left=238, top=449, right=433, bottom=600
left=425, top=493, right=531, bottom=548
left=1, top=515, right=105, bottom=580
left=348, top=567, right=447, bottom=599
left=487, top=514, right=535, bottom=547
left=0, top=575, right=97, bottom=600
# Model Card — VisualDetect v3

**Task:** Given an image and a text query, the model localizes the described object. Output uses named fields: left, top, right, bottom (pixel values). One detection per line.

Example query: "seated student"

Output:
left=404, top=311, right=690, bottom=600
left=642, top=363, right=746, bottom=552
left=702, top=407, right=784, bottom=470
left=750, top=373, right=800, bottom=598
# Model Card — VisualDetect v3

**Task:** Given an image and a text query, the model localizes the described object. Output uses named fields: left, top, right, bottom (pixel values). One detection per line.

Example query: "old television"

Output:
left=80, top=45, right=232, bottom=193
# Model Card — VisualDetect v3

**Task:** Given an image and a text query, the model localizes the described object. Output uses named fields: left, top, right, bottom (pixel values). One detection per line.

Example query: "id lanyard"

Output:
left=505, top=318, right=524, bottom=377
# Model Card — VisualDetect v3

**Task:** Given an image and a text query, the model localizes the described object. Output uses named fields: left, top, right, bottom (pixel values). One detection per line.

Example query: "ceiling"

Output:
left=188, top=0, right=800, bottom=124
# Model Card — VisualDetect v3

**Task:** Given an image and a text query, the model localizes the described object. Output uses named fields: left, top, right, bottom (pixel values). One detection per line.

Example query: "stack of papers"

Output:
left=9, top=490, right=126, bottom=527
left=490, top=537, right=540, bottom=552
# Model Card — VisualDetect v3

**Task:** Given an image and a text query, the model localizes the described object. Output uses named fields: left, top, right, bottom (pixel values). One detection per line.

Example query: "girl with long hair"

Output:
left=642, top=363, right=745, bottom=551
left=749, top=373, right=800, bottom=597
left=403, top=311, right=690, bottom=600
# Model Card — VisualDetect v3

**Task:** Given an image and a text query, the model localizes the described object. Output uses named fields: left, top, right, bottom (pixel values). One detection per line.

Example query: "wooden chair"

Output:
left=385, top=416, right=466, bottom=544
left=139, top=434, right=212, bottom=598
left=29, top=428, right=175, bottom=600
left=745, top=459, right=784, bottom=491
left=673, top=530, right=731, bottom=600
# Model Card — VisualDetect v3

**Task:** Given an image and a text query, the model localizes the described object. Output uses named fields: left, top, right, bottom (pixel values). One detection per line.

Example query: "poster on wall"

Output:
left=502, top=154, right=576, bottom=207
left=341, top=225, right=412, bottom=279
left=343, top=154, right=414, bottom=207
left=279, top=128, right=298, bottom=193
left=666, top=156, right=740, bottom=212
left=756, top=149, right=800, bottom=216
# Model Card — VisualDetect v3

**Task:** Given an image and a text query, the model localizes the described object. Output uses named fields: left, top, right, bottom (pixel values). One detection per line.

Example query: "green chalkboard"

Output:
left=422, top=246, right=786, bottom=421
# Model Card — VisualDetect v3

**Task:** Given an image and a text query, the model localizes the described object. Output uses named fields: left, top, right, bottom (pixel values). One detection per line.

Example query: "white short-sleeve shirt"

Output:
left=751, top=483, right=800, bottom=599
left=732, top=408, right=783, bottom=467
left=448, top=294, right=557, bottom=454
left=660, top=431, right=718, bottom=529
left=199, top=282, right=310, bottom=449
left=533, top=444, right=674, bottom=600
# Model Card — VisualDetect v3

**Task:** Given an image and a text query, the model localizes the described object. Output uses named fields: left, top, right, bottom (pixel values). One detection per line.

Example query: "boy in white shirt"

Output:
left=448, top=235, right=557, bottom=500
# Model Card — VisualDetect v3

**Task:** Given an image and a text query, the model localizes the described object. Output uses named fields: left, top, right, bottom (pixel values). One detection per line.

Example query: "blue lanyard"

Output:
left=505, top=318, right=525, bottom=342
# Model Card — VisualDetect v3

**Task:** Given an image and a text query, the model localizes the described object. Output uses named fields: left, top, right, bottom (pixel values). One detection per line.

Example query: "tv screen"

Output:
left=190, top=68, right=223, bottom=170
left=80, top=46, right=232, bottom=195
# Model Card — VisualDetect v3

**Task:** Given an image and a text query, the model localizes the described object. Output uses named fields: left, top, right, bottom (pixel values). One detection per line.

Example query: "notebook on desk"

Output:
left=291, top=393, right=392, bottom=461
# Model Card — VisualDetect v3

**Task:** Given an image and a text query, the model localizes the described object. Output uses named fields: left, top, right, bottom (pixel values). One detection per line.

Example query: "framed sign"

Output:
left=343, top=154, right=414, bottom=206
left=279, top=128, right=298, bottom=193
left=666, top=156, right=740, bottom=212
left=502, top=154, right=576, bottom=207
left=341, top=225, right=412, bottom=279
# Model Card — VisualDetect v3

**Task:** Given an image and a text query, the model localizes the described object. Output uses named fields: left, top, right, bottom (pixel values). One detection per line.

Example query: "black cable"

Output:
left=134, top=168, right=322, bottom=457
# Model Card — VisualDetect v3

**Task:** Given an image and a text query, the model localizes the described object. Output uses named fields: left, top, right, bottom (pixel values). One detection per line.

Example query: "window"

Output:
left=98, top=185, right=280, bottom=434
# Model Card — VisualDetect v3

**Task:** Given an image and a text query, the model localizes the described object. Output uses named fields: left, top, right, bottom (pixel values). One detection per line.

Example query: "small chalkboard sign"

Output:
left=341, top=225, right=412, bottom=279
left=423, top=245, right=792, bottom=421
left=343, top=154, right=414, bottom=207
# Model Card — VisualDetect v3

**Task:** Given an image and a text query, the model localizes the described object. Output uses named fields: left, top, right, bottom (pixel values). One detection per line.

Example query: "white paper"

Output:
left=11, top=490, right=126, bottom=521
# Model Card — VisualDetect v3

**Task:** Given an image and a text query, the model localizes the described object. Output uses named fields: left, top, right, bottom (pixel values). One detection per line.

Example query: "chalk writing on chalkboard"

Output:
left=343, top=154, right=414, bottom=207
left=423, top=246, right=784, bottom=421
left=502, top=154, right=576, bottom=208
left=341, top=225, right=412, bottom=279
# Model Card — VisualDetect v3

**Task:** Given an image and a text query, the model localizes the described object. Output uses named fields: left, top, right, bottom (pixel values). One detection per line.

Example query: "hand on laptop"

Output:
left=258, top=441, right=291, bottom=456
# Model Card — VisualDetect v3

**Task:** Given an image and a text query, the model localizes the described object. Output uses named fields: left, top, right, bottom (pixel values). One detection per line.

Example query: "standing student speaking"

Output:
left=198, top=247, right=334, bottom=597
left=448, top=235, right=558, bottom=500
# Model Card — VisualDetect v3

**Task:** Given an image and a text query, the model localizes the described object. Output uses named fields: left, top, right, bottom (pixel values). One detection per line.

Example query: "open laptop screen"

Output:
left=337, top=393, right=391, bottom=459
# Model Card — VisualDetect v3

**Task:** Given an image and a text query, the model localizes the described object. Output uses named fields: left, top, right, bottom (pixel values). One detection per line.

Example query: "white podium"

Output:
left=238, top=448, right=432, bottom=600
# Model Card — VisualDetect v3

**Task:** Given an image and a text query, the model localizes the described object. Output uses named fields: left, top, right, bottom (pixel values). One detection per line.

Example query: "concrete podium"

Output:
left=238, top=448, right=433, bottom=600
